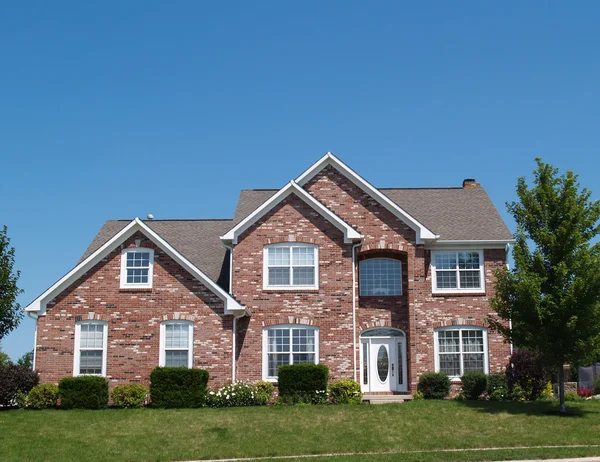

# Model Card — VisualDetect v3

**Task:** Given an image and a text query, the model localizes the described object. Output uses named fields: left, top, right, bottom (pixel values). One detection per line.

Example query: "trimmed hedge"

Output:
left=329, top=378, right=362, bottom=404
left=460, top=372, right=487, bottom=400
left=58, top=376, right=108, bottom=409
left=149, top=367, right=208, bottom=408
left=278, top=363, right=329, bottom=404
left=487, top=373, right=508, bottom=400
left=417, top=372, right=450, bottom=399
left=111, top=384, right=147, bottom=408
left=0, top=364, right=39, bottom=407
left=20, top=383, right=59, bottom=409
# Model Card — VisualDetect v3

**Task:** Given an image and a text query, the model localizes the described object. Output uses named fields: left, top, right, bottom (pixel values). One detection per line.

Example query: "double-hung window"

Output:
left=435, top=328, right=488, bottom=378
left=160, top=321, right=194, bottom=368
left=431, top=250, right=484, bottom=293
left=120, top=248, right=154, bottom=289
left=263, top=325, right=319, bottom=380
left=74, top=321, right=108, bottom=376
left=264, top=243, right=318, bottom=289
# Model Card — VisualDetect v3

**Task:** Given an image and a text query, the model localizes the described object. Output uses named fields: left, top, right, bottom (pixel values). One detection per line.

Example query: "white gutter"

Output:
left=224, top=243, right=237, bottom=383
left=27, top=312, right=38, bottom=370
left=352, top=241, right=362, bottom=381
left=506, top=243, right=514, bottom=355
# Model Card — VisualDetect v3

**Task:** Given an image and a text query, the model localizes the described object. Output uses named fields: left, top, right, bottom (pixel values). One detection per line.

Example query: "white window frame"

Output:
left=359, top=258, right=403, bottom=296
left=262, top=325, right=320, bottom=381
left=73, top=321, right=108, bottom=377
left=159, top=321, right=194, bottom=368
left=120, top=248, right=154, bottom=289
left=263, top=243, right=319, bottom=290
left=431, top=250, right=485, bottom=294
left=434, top=327, right=489, bottom=380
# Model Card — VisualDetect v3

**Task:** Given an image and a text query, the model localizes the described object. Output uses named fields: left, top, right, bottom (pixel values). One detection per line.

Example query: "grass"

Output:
left=1, top=400, right=600, bottom=461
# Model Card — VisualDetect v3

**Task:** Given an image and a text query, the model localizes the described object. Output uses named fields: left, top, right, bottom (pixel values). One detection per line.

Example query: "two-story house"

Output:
left=25, top=153, right=514, bottom=394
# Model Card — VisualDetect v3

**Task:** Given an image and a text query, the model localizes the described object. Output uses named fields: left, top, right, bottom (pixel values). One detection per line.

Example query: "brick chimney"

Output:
left=462, top=178, right=480, bottom=188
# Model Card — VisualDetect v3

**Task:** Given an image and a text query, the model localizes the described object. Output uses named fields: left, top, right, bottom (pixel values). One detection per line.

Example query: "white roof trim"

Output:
left=426, top=239, right=515, bottom=250
left=221, top=181, right=363, bottom=244
left=295, top=152, right=438, bottom=244
left=25, top=218, right=246, bottom=317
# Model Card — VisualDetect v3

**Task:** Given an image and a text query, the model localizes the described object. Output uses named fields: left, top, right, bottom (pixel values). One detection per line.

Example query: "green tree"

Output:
left=489, top=159, right=600, bottom=413
left=17, top=351, right=33, bottom=369
left=0, top=226, right=23, bottom=340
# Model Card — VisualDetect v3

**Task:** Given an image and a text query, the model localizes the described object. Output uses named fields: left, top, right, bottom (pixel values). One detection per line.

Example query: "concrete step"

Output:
left=363, top=394, right=413, bottom=404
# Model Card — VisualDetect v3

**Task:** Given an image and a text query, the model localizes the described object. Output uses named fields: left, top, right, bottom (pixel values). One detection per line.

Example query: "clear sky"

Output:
left=1, top=1, right=599, bottom=360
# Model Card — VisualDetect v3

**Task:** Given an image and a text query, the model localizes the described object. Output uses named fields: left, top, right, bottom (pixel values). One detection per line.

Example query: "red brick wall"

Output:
left=35, top=231, right=232, bottom=388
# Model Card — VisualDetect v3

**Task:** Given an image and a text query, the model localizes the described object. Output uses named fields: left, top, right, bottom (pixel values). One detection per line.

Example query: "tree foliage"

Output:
left=489, top=158, right=600, bottom=411
left=0, top=226, right=23, bottom=340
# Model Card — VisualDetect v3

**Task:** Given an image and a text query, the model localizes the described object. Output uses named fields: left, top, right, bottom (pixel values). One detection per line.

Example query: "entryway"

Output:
left=360, top=328, right=407, bottom=393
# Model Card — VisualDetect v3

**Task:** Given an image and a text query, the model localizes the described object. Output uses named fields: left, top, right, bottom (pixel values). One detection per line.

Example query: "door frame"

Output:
left=359, top=328, right=407, bottom=393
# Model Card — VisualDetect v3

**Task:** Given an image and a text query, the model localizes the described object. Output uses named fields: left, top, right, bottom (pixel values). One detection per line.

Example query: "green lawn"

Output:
left=2, top=400, right=600, bottom=461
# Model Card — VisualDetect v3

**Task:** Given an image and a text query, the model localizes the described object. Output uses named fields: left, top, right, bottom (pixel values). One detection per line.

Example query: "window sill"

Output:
left=119, top=287, right=153, bottom=293
left=431, top=291, right=485, bottom=297
left=262, top=287, right=320, bottom=293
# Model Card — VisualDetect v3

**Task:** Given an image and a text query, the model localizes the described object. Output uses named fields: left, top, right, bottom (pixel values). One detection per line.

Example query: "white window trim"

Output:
left=262, top=243, right=319, bottom=290
left=434, top=326, right=489, bottom=380
left=120, top=248, right=154, bottom=289
left=262, top=324, right=320, bottom=381
left=73, top=321, right=108, bottom=377
left=431, top=249, right=485, bottom=294
left=359, top=258, right=403, bottom=296
left=159, top=321, right=194, bottom=368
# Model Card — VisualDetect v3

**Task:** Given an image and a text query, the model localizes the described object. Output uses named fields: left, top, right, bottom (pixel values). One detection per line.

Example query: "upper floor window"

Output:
left=263, top=243, right=318, bottom=289
left=262, top=325, right=319, bottom=380
left=434, top=327, right=488, bottom=378
left=359, top=258, right=402, bottom=296
left=120, top=248, right=154, bottom=289
left=431, top=250, right=484, bottom=293
left=74, top=321, right=108, bottom=376
left=159, top=321, right=193, bottom=368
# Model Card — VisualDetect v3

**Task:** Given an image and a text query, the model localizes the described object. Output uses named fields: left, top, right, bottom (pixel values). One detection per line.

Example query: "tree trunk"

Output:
left=559, top=364, right=566, bottom=414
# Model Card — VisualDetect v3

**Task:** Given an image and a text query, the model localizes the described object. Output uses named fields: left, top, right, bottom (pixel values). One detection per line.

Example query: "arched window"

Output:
left=262, top=325, right=319, bottom=380
left=359, top=258, right=402, bottom=296
left=434, top=327, right=488, bottom=378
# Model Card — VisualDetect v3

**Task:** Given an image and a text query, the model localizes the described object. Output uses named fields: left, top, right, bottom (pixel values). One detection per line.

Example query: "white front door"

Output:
left=361, top=337, right=407, bottom=393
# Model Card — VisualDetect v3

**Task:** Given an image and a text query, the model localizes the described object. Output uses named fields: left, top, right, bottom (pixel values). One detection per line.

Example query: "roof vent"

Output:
left=462, top=178, right=480, bottom=188
left=146, top=214, right=154, bottom=220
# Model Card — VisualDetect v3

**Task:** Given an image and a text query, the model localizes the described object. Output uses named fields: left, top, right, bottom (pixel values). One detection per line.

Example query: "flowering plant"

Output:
left=205, top=381, right=269, bottom=408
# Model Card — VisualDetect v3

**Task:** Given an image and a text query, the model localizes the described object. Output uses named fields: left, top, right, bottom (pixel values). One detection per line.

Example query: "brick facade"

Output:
left=33, top=162, right=511, bottom=393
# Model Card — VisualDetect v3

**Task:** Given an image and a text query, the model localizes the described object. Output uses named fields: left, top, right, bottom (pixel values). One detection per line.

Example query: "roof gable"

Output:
left=221, top=181, right=363, bottom=244
left=295, top=153, right=438, bottom=243
left=25, top=218, right=246, bottom=317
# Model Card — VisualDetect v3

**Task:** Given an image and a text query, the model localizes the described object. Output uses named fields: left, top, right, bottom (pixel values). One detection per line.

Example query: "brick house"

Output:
left=25, top=153, right=514, bottom=394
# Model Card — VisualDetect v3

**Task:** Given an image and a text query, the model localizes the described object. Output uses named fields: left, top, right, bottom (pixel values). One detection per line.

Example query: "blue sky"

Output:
left=1, top=1, right=599, bottom=360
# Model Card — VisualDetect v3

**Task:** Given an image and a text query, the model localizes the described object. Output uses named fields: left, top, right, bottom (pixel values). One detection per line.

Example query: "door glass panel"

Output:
left=377, top=345, right=389, bottom=382
left=362, top=342, right=368, bottom=385
left=397, top=342, right=403, bottom=385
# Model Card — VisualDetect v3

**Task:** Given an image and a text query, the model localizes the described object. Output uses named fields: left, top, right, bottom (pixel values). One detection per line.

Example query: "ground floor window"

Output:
left=263, top=325, right=319, bottom=380
left=160, top=321, right=194, bottom=368
left=74, top=321, right=108, bottom=376
left=435, top=327, right=488, bottom=378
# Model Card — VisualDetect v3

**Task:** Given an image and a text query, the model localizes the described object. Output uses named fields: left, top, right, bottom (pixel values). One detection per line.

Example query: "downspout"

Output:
left=352, top=241, right=362, bottom=381
left=27, top=312, right=38, bottom=370
left=224, top=244, right=237, bottom=383
left=505, top=243, right=514, bottom=355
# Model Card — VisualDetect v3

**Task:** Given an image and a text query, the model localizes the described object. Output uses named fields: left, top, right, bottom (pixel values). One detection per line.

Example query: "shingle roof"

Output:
left=234, top=187, right=513, bottom=241
left=79, top=184, right=511, bottom=289
left=80, top=219, right=233, bottom=290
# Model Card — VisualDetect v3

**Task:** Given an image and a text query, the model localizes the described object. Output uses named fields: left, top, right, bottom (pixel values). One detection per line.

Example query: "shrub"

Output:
left=0, top=364, right=39, bottom=407
left=577, top=387, right=594, bottom=399
left=255, top=380, right=274, bottom=403
left=111, top=384, right=147, bottom=408
left=277, top=364, right=329, bottom=404
left=565, top=392, right=580, bottom=401
left=460, top=372, right=487, bottom=400
left=505, top=349, right=550, bottom=401
left=149, top=367, right=208, bottom=408
left=329, top=378, right=362, bottom=404
left=486, top=373, right=508, bottom=401
left=593, top=377, right=600, bottom=395
left=412, top=391, right=424, bottom=400
left=206, top=381, right=268, bottom=408
left=58, top=376, right=108, bottom=409
left=417, top=372, right=450, bottom=399
left=19, top=383, right=59, bottom=409
left=538, top=382, right=554, bottom=401
left=509, top=384, right=526, bottom=401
